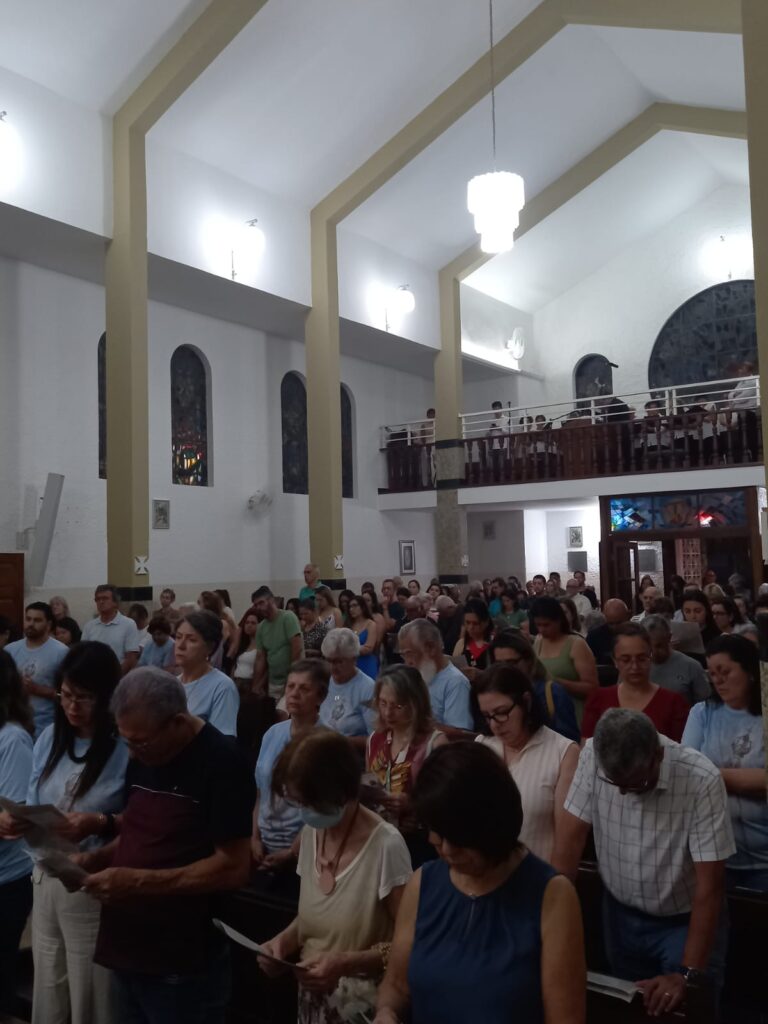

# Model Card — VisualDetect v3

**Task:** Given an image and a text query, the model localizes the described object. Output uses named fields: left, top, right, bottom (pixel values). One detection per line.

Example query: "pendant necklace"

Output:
left=317, top=803, right=360, bottom=896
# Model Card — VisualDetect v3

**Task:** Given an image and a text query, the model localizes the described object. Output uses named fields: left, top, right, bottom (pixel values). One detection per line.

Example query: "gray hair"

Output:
left=594, top=708, right=660, bottom=782
left=435, top=595, right=455, bottom=612
left=320, top=627, right=360, bottom=660
left=398, top=617, right=443, bottom=652
left=734, top=622, right=759, bottom=640
left=111, top=667, right=187, bottom=724
left=642, top=614, right=671, bottom=638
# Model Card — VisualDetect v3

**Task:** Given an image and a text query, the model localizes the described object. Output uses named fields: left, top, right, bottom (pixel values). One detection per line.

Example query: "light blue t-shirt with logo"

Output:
left=255, top=719, right=305, bottom=851
left=5, top=637, right=68, bottom=737
left=28, top=724, right=129, bottom=851
left=428, top=662, right=473, bottom=730
left=0, top=722, right=34, bottom=885
left=682, top=701, right=768, bottom=876
left=183, top=668, right=240, bottom=737
left=319, top=670, right=376, bottom=737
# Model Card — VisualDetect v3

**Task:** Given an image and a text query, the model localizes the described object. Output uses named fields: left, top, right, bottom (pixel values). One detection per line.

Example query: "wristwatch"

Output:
left=676, top=966, right=706, bottom=983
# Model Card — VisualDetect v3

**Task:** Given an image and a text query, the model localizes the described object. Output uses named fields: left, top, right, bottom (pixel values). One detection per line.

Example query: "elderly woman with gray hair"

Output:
left=319, top=629, right=377, bottom=750
left=174, top=610, right=240, bottom=736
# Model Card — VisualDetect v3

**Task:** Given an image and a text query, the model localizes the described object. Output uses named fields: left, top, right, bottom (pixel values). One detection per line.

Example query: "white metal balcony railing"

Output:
left=378, top=375, right=759, bottom=448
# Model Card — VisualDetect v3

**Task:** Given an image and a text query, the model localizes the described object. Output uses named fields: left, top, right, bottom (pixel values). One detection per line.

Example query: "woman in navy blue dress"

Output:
left=373, top=743, right=586, bottom=1024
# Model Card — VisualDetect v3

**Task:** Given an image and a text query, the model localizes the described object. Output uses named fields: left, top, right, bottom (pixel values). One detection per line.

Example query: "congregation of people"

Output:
left=0, top=560, right=766, bottom=1023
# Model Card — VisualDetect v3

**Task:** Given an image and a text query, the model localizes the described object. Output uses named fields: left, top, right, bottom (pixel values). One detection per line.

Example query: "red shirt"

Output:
left=581, top=684, right=690, bottom=742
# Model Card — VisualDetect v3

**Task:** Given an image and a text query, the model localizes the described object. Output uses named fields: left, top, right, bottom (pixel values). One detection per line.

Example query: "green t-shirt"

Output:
left=256, top=611, right=302, bottom=697
left=494, top=610, right=528, bottom=631
left=298, top=585, right=318, bottom=602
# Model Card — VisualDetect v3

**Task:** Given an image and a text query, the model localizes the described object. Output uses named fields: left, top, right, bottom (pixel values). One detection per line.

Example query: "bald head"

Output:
left=604, top=599, right=630, bottom=627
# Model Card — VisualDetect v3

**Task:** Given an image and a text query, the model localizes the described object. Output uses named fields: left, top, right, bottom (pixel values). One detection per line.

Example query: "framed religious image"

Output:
left=568, top=526, right=583, bottom=548
left=399, top=540, right=416, bottom=576
left=152, top=499, right=170, bottom=530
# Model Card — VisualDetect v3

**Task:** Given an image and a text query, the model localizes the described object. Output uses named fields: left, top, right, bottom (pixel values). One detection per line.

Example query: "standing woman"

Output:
left=494, top=590, right=529, bottom=634
left=476, top=664, right=579, bottom=865
left=682, top=588, right=720, bottom=646
left=531, top=597, right=597, bottom=726
left=337, top=590, right=356, bottom=626
left=373, top=743, right=585, bottom=1024
left=682, top=635, right=768, bottom=891
left=232, top=611, right=260, bottom=697
left=198, top=591, right=240, bottom=671
left=20, top=642, right=128, bottom=1024
left=367, top=666, right=447, bottom=864
left=711, top=596, right=744, bottom=636
left=259, top=731, right=412, bottom=1023
left=347, top=595, right=380, bottom=679
left=316, top=588, right=343, bottom=630
left=452, top=598, right=494, bottom=679
left=0, top=652, right=34, bottom=1016
left=362, top=591, right=388, bottom=649
left=175, top=611, right=240, bottom=736
left=299, top=600, right=329, bottom=654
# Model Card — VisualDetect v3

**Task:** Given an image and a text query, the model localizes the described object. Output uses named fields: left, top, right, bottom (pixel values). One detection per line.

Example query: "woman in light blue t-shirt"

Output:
left=4, top=641, right=129, bottom=1024
left=175, top=611, right=240, bottom=736
left=0, top=651, right=35, bottom=1014
left=682, top=634, right=768, bottom=891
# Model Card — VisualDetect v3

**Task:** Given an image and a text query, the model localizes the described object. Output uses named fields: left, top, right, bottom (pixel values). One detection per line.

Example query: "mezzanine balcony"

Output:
left=379, top=376, right=762, bottom=494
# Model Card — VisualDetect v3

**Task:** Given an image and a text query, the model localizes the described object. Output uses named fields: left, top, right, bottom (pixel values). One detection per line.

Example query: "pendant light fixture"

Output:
left=467, top=0, right=525, bottom=254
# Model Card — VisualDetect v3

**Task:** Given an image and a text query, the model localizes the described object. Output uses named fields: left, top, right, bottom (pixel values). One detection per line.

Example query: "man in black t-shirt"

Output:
left=81, top=667, right=255, bottom=1024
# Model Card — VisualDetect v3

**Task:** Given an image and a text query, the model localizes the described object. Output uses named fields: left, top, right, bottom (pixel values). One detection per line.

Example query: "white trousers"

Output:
left=31, top=870, right=115, bottom=1024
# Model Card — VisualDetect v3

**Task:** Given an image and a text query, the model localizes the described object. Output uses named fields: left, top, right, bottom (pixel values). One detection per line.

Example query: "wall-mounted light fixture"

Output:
left=385, top=285, right=416, bottom=332
left=699, top=232, right=753, bottom=283
left=231, top=218, right=266, bottom=282
left=0, top=111, right=23, bottom=193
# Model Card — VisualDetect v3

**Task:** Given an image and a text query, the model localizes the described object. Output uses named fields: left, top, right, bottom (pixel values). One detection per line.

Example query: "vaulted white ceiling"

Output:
left=0, top=1, right=752, bottom=316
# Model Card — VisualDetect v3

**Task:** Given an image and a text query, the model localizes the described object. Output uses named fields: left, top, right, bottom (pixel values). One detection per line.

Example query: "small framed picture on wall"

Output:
left=152, top=500, right=170, bottom=530
left=399, top=540, right=416, bottom=576
left=568, top=526, right=583, bottom=548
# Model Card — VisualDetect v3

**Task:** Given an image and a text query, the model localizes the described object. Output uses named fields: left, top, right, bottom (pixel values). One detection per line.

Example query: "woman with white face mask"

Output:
left=258, top=730, right=412, bottom=1024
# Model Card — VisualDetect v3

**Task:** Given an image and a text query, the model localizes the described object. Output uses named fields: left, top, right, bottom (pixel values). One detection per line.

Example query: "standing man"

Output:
left=565, top=579, right=592, bottom=630
left=397, top=619, right=472, bottom=732
left=557, top=709, right=734, bottom=1016
left=435, top=596, right=464, bottom=655
left=548, top=572, right=566, bottom=597
left=586, top=598, right=630, bottom=666
left=644, top=616, right=712, bottom=704
left=5, top=602, right=67, bottom=736
left=82, top=584, right=140, bottom=676
left=82, top=667, right=255, bottom=1024
left=381, top=578, right=405, bottom=630
left=298, top=564, right=320, bottom=602
left=252, top=587, right=303, bottom=700
left=632, top=586, right=659, bottom=623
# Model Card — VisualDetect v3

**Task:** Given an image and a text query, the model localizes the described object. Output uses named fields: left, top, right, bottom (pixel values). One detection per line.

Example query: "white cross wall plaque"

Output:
left=134, top=556, right=149, bottom=576
left=334, top=555, right=344, bottom=570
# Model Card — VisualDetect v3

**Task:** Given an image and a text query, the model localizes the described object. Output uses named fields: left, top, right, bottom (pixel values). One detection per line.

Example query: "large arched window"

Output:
left=281, top=372, right=308, bottom=494
left=171, top=345, right=210, bottom=486
left=341, top=385, right=354, bottom=499
left=649, top=280, right=756, bottom=390
left=574, top=354, right=614, bottom=401
left=280, top=374, right=355, bottom=497
left=98, top=333, right=106, bottom=479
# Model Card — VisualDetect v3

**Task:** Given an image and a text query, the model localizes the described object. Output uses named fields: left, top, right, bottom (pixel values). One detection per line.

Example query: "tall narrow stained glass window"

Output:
left=280, top=374, right=355, bottom=497
left=171, top=346, right=210, bottom=486
left=98, top=333, right=106, bottom=479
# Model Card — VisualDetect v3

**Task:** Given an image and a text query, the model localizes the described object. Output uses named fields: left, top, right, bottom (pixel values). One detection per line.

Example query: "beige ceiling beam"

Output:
left=307, top=0, right=741, bottom=578
left=452, top=103, right=748, bottom=281
left=105, top=0, right=267, bottom=597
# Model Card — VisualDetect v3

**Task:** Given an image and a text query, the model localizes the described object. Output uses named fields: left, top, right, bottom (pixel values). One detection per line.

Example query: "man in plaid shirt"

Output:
left=557, top=708, right=734, bottom=1016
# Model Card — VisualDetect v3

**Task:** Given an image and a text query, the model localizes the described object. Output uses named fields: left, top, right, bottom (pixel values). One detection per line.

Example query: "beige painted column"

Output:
left=742, top=0, right=768, bottom=781
left=433, top=269, right=468, bottom=583
left=105, top=123, right=150, bottom=598
left=102, top=0, right=268, bottom=600
left=305, top=214, right=345, bottom=584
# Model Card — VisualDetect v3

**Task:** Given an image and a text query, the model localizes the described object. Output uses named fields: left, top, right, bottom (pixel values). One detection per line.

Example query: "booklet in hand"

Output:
left=213, top=919, right=306, bottom=972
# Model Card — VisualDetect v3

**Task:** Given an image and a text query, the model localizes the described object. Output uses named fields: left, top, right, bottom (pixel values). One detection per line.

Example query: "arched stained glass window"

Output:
left=281, top=372, right=308, bottom=494
left=340, top=385, right=354, bottom=499
left=280, top=375, right=355, bottom=497
left=649, top=280, right=756, bottom=390
left=171, top=345, right=210, bottom=486
left=98, top=333, right=106, bottom=479
left=574, top=354, right=614, bottom=401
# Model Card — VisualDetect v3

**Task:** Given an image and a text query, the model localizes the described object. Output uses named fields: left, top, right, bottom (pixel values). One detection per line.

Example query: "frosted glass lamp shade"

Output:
left=467, top=171, right=525, bottom=254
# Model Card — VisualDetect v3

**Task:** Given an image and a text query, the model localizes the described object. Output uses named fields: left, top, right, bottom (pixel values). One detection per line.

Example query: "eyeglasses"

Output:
left=121, top=717, right=174, bottom=751
left=481, top=701, right=518, bottom=725
left=596, top=771, right=653, bottom=795
left=378, top=699, right=406, bottom=712
left=57, top=690, right=96, bottom=707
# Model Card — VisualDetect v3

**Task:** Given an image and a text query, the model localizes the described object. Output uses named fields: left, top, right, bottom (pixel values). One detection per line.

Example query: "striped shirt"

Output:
left=565, top=735, right=735, bottom=916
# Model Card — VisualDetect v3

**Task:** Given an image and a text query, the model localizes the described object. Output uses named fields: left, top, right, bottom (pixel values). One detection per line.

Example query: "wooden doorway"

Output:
left=0, top=554, right=24, bottom=633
